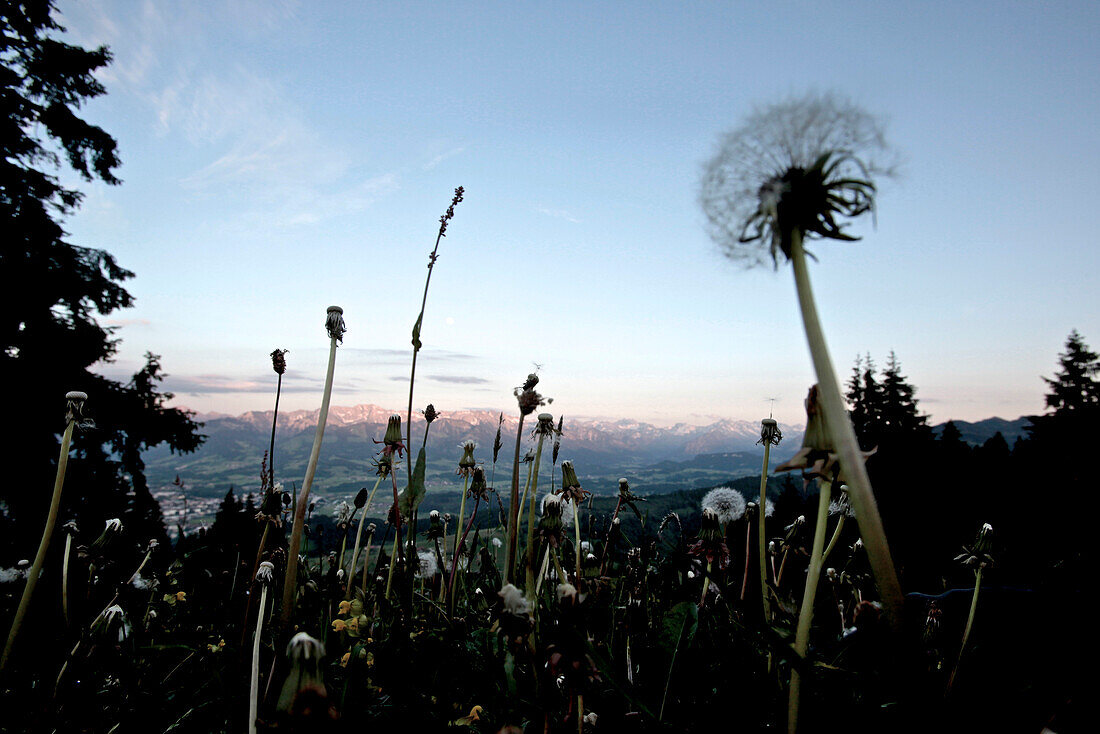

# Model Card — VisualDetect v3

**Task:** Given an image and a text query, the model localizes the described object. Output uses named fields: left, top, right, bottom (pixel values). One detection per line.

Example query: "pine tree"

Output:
left=846, top=353, right=884, bottom=448
left=1040, top=330, right=1099, bottom=415
left=879, top=351, right=933, bottom=445
left=0, top=2, right=203, bottom=551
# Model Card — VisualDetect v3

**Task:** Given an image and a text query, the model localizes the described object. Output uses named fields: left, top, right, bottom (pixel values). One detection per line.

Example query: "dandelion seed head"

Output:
left=491, top=537, right=502, bottom=548
left=287, top=631, right=325, bottom=662
left=415, top=550, right=438, bottom=578
left=498, top=583, right=529, bottom=617
left=701, top=487, right=747, bottom=524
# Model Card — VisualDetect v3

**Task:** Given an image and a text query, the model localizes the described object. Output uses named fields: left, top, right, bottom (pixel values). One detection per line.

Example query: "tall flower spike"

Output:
left=325, top=306, right=346, bottom=343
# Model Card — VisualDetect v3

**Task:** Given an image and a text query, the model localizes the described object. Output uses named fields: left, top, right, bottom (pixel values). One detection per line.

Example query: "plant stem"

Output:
left=659, top=614, right=689, bottom=721
left=524, top=433, right=549, bottom=599
left=573, top=500, right=584, bottom=584
left=249, top=584, right=269, bottom=734
left=345, top=475, right=383, bottom=599
left=2, top=417, right=75, bottom=672
left=946, top=567, right=983, bottom=696
left=759, top=438, right=774, bottom=621
left=280, top=330, right=339, bottom=629
left=788, top=479, right=833, bottom=734
left=821, top=515, right=847, bottom=566
left=599, top=496, right=624, bottom=576
left=385, top=531, right=401, bottom=600
left=741, top=518, right=752, bottom=601
left=505, top=414, right=527, bottom=584
left=62, top=532, right=74, bottom=628
left=268, top=372, right=283, bottom=490
left=699, top=560, right=714, bottom=606
left=789, top=231, right=903, bottom=628
left=454, top=474, right=470, bottom=561
left=448, top=496, right=481, bottom=616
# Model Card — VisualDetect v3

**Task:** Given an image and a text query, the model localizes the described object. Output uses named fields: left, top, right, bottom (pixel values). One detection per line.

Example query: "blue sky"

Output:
left=57, top=0, right=1100, bottom=426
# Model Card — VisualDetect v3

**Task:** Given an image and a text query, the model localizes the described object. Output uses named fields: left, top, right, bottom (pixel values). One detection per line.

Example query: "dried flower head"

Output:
left=688, top=508, right=730, bottom=569
left=829, top=485, right=856, bottom=517
left=552, top=415, right=564, bottom=464
left=270, top=349, right=288, bottom=375
left=457, top=440, right=477, bottom=475
left=700, top=91, right=896, bottom=269
left=325, top=306, right=346, bottom=343
left=534, top=412, right=555, bottom=437
left=559, top=461, right=589, bottom=505
left=758, top=417, right=783, bottom=446
left=334, top=501, right=353, bottom=528
left=701, top=487, right=747, bottom=525
left=64, top=390, right=94, bottom=429
left=468, top=466, right=489, bottom=500
left=493, top=413, right=504, bottom=463
left=379, top=415, right=405, bottom=457
left=422, top=403, right=439, bottom=424
left=256, top=561, right=275, bottom=585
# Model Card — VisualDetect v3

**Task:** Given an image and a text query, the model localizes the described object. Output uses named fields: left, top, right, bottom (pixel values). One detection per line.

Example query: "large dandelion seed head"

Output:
left=699, top=91, right=898, bottom=269
left=701, top=487, right=747, bottom=525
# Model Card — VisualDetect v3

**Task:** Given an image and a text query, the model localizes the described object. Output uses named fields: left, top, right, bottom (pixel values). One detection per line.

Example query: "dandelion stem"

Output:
left=759, top=438, right=774, bottom=622
left=454, top=474, right=470, bottom=562
left=505, top=414, right=527, bottom=584
left=281, top=326, right=340, bottom=630
left=946, top=567, right=983, bottom=696
left=699, top=559, right=714, bottom=607
left=385, top=530, right=401, bottom=600
left=573, top=499, right=584, bottom=584
left=789, top=231, right=903, bottom=628
left=61, top=532, right=74, bottom=628
left=741, top=518, right=752, bottom=601
left=346, top=477, right=382, bottom=598
left=2, top=416, right=75, bottom=672
left=249, top=584, right=269, bottom=734
left=788, top=479, right=833, bottom=734
left=821, top=515, right=847, bottom=566
left=524, top=432, right=550, bottom=600
left=268, top=371, right=283, bottom=490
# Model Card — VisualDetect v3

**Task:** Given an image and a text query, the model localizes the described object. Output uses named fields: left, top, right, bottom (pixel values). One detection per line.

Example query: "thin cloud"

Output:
left=425, top=375, right=491, bottom=385
left=423, top=146, right=466, bottom=170
left=535, top=206, right=580, bottom=224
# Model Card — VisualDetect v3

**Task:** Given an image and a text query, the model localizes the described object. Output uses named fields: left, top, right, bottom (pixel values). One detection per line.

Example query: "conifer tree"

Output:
left=0, top=1, right=203, bottom=552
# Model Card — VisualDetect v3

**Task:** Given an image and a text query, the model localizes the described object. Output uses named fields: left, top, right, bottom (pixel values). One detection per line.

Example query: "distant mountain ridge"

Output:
left=146, top=404, right=805, bottom=501
left=145, top=404, right=1029, bottom=507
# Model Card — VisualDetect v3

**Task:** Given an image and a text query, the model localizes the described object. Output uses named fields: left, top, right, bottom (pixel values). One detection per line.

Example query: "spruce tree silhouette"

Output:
left=0, top=1, right=203, bottom=555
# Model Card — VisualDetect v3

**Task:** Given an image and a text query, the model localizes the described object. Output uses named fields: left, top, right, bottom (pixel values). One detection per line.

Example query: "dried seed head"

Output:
left=65, top=391, right=92, bottom=427
left=701, top=487, right=747, bottom=525
left=256, top=561, right=275, bottom=585
left=534, top=412, right=555, bottom=436
left=270, top=349, right=288, bottom=375
left=354, top=487, right=369, bottom=509
left=422, top=403, right=439, bottom=424
left=758, top=417, right=783, bottom=446
left=325, top=306, right=346, bottom=343
left=458, top=440, right=477, bottom=473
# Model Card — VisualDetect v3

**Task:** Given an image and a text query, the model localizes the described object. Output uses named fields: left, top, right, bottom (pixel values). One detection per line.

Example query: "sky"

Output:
left=54, top=0, right=1100, bottom=427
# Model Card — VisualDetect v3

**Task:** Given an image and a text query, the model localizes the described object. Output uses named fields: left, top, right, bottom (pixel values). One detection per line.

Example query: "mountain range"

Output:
left=144, top=404, right=1029, bottom=511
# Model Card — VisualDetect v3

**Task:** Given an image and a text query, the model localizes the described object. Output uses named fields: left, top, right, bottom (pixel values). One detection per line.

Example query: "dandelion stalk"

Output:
left=788, top=478, right=833, bottom=734
left=453, top=474, right=470, bottom=561
left=250, top=562, right=275, bottom=734
left=947, top=523, right=994, bottom=696
left=789, top=232, right=902, bottom=624
left=281, top=307, right=344, bottom=629
left=61, top=522, right=78, bottom=628
left=2, top=391, right=84, bottom=672
left=524, top=415, right=553, bottom=599
left=505, top=412, right=527, bottom=585
left=346, top=483, right=381, bottom=598
left=701, top=91, right=903, bottom=628
left=758, top=419, right=781, bottom=621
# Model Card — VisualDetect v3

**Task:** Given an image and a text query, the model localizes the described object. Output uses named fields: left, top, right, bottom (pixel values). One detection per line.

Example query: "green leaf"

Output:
left=397, top=447, right=427, bottom=518
left=657, top=601, right=698, bottom=656
left=411, top=314, right=423, bottom=351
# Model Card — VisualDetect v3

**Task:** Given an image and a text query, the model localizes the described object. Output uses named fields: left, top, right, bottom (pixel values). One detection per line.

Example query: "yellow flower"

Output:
left=340, top=652, right=351, bottom=668
left=347, top=616, right=359, bottom=633
left=332, top=619, right=347, bottom=632
left=176, top=591, right=187, bottom=602
left=338, top=600, right=352, bottom=615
